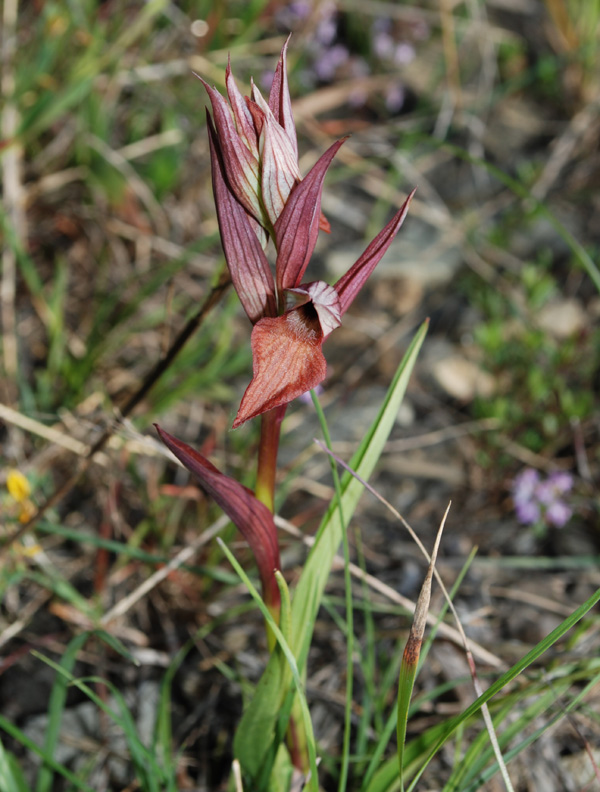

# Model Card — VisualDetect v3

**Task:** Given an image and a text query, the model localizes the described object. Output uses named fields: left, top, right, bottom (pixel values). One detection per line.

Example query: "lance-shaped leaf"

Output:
left=199, top=76, right=262, bottom=222
left=267, top=34, right=297, bottom=159
left=155, top=425, right=281, bottom=611
left=207, top=113, right=277, bottom=323
left=274, top=138, right=347, bottom=293
left=335, top=188, right=416, bottom=315
left=233, top=307, right=327, bottom=428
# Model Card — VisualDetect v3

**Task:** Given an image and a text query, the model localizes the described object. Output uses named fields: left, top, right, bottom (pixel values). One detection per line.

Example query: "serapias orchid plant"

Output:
left=156, top=38, right=414, bottom=632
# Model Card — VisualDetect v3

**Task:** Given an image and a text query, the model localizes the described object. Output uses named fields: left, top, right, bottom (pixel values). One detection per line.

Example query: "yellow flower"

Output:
left=6, top=470, right=35, bottom=523
left=7, top=470, right=31, bottom=502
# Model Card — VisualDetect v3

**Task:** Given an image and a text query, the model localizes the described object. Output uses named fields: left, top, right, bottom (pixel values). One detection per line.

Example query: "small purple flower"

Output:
left=275, top=1, right=311, bottom=30
left=515, top=498, right=541, bottom=525
left=394, top=42, right=416, bottom=66
left=315, top=15, right=337, bottom=46
left=547, top=471, right=574, bottom=493
left=545, top=500, right=572, bottom=528
left=385, top=83, right=406, bottom=113
left=511, top=468, right=574, bottom=529
left=374, top=31, right=395, bottom=60
left=512, top=468, right=540, bottom=503
left=313, top=44, right=350, bottom=81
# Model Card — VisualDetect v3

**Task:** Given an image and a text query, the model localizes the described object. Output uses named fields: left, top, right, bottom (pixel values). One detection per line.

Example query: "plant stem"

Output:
left=255, top=404, right=311, bottom=772
left=255, top=405, right=286, bottom=513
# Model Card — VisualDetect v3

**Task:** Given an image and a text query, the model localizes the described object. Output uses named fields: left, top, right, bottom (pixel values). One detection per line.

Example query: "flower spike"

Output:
left=199, top=40, right=415, bottom=428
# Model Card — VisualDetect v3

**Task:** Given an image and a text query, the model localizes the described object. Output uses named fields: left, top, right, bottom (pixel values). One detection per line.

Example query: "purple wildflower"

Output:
left=394, top=42, right=416, bottom=65
left=545, top=500, right=572, bottom=528
left=315, top=14, right=337, bottom=46
left=299, top=383, right=324, bottom=405
left=275, top=1, right=312, bottom=30
left=373, top=31, right=395, bottom=60
left=513, top=468, right=540, bottom=502
left=511, top=468, right=574, bottom=529
left=313, top=44, right=350, bottom=81
left=512, top=468, right=542, bottom=525
left=547, top=471, right=574, bottom=493
left=385, top=83, right=406, bottom=113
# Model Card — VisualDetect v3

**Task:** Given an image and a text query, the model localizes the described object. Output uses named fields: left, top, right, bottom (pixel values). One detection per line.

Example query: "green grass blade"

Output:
left=0, top=717, right=94, bottom=792
left=24, top=571, right=95, bottom=618
left=452, top=668, right=600, bottom=792
left=36, top=521, right=239, bottom=584
left=406, top=585, right=600, bottom=791
left=0, top=736, right=30, bottom=792
left=396, top=652, right=418, bottom=792
left=311, top=390, right=353, bottom=792
left=35, top=632, right=90, bottom=792
left=30, top=651, right=167, bottom=791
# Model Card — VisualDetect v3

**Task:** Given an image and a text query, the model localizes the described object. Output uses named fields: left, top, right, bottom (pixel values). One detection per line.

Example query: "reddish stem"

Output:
left=255, top=405, right=286, bottom=513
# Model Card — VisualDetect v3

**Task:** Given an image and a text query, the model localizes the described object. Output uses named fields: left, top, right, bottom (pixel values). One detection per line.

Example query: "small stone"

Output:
left=431, top=355, right=496, bottom=401
left=537, top=298, right=586, bottom=339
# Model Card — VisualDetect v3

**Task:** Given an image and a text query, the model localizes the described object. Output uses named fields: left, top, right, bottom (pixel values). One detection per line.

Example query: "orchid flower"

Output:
left=204, top=41, right=415, bottom=428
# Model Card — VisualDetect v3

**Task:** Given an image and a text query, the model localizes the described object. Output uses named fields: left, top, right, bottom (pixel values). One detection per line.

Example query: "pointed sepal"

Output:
left=335, top=188, right=416, bottom=315
left=257, top=108, right=302, bottom=227
left=274, top=138, right=347, bottom=292
left=225, top=56, right=258, bottom=152
left=207, top=113, right=277, bottom=323
left=198, top=76, right=262, bottom=221
left=268, top=34, right=298, bottom=159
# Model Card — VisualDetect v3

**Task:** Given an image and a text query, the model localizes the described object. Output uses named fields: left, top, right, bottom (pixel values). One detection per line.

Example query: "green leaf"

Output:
left=231, top=564, right=298, bottom=787
left=221, top=544, right=318, bottom=791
